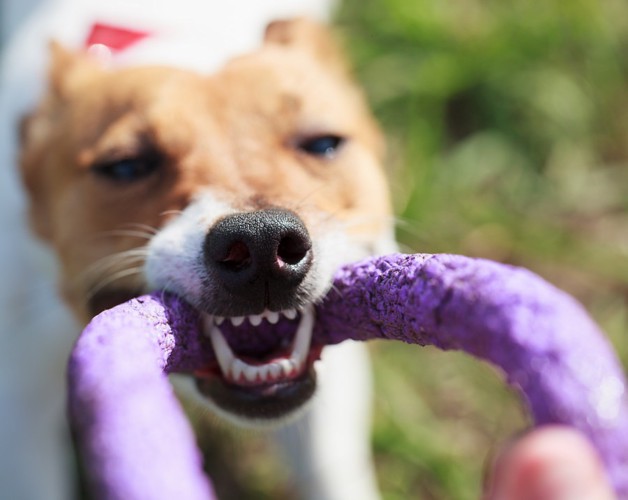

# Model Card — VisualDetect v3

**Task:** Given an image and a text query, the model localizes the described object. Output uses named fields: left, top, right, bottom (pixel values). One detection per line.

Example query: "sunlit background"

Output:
left=195, top=1, right=628, bottom=499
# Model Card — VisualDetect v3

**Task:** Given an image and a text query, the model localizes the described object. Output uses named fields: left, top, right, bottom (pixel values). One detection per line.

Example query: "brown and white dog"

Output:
left=0, top=1, right=396, bottom=498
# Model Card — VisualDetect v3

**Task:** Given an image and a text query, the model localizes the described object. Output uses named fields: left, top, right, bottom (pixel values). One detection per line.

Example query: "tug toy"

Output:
left=68, top=253, right=628, bottom=499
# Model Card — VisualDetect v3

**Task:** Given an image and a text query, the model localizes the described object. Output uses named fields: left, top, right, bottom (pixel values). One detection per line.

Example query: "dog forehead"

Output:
left=206, top=60, right=364, bottom=137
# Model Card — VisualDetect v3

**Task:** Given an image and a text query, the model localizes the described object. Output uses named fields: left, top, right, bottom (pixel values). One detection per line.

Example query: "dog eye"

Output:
left=297, top=135, right=345, bottom=158
left=92, top=154, right=161, bottom=183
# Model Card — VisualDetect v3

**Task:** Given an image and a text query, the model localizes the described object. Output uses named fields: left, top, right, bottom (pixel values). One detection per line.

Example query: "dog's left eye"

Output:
left=297, top=135, right=345, bottom=158
left=91, top=154, right=161, bottom=183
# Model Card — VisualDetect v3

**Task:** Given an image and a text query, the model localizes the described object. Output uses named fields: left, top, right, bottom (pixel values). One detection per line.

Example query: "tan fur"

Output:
left=20, top=18, right=392, bottom=324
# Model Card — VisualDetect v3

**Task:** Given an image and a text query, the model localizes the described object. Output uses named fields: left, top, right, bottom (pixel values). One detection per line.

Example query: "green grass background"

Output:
left=197, top=1, right=628, bottom=498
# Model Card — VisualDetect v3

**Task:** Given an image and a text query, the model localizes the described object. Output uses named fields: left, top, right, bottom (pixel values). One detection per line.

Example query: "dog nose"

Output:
left=203, top=208, right=313, bottom=310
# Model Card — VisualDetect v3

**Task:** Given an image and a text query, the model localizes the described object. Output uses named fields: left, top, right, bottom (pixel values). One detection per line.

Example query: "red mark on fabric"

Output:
left=85, top=23, right=150, bottom=53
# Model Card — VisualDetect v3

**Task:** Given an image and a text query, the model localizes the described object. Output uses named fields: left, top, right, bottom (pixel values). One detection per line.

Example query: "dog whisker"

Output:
left=122, top=222, right=159, bottom=235
left=91, top=222, right=159, bottom=242
left=291, top=182, right=333, bottom=211
left=86, top=266, right=145, bottom=301
left=160, top=209, right=184, bottom=218
left=77, top=248, right=148, bottom=287
left=92, top=229, right=156, bottom=241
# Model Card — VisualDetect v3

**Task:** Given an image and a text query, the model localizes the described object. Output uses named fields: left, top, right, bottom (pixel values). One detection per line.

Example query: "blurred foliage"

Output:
left=332, top=0, right=628, bottom=498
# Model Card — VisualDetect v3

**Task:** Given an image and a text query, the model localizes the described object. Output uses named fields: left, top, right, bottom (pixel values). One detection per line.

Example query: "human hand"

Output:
left=486, top=426, right=616, bottom=500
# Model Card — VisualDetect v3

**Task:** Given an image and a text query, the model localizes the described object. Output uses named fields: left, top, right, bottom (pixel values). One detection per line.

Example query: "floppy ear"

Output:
left=48, top=40, right=103, bottom=99
left=18, top=41, right=99, bottom=240
left=264, top=18, right=350, bottom=75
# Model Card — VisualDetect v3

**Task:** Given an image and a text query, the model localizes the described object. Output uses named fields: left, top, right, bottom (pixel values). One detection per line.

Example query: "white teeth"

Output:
left=268, top=364, right=281, bottom=379
left=244, top=365, right=258, bottom=383
left=203, top=316, right=234, bottom=375
left=292, top=306, right=315, bottom=366
left=231, top=359, right=246, bottom=382
left=202, top=305, right=315, bottom=386
left=249, top=314, right=262, bottom=326
left=266, top=311, right=280, bottom=324
left=230, top=316, right=245, bottom=327
left=213, top=309, right=299, bottom=327
left=283, top=309, right=297, bottom=320
left=277, top=358, right=291, bottom=376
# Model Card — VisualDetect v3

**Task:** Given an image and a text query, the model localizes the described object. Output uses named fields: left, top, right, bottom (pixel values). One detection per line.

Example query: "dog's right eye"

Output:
left=91, top=154, right=161, bottom=183
left=297, top=134, right=345, bottom=158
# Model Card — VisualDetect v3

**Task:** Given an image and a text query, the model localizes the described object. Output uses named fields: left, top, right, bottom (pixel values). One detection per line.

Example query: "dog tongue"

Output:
left=68, top=253, right=628, bottom=499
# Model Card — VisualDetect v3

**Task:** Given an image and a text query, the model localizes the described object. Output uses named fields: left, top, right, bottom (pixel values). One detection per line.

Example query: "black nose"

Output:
left=203, top=208, right=313, bottom=313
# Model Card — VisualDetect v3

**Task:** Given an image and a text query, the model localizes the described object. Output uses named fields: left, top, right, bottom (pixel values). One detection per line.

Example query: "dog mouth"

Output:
left=194, top=305, right=323, bottom=423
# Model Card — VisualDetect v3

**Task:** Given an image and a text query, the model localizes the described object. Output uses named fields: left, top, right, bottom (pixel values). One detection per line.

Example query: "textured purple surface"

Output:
left=68, top=253, right=628, bottom=499
left=68, top=296, right=215, bottom=500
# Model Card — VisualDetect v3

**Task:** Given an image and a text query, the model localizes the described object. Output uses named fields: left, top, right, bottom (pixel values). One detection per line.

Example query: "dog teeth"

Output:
left=268, top=364, right=281, bottom=379
left=283, top=309, right=297, bottom=320
left=230, top=316, right=245, bottom=327
left=212, top=308, right=300, bottom=327
left=203, top=316, right=234, bottom=375
left=266, top=311, right=280, bottom=324
left=244, top=365, right=258, bottom=383
left=231, top=359, right=246, bottom=381
left=202, top=305, right=315, bottom=386
left=248, top=314, right=263, bottom=326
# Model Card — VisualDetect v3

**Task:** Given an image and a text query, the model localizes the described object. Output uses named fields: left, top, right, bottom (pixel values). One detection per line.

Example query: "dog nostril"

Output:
left=219, top=241, right=251, bottom=271
left=277, top=235, right=310, bottom=267
left=203, top=208, right=313, bottom=312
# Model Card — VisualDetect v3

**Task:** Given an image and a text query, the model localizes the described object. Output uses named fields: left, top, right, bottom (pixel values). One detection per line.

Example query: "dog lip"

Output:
left=195, top=367, right=317, bottom=422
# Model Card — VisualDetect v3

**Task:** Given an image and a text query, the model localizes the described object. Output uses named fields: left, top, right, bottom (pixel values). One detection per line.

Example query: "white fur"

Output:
left=0, top=1, right=390, bottom=499
left=145, top=190, right=374, bottom=309
left=145, top=191, right=236, bottom=302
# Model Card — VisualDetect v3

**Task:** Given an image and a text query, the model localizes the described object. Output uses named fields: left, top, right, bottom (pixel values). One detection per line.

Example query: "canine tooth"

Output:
left=249, top=314, right=263, bottom=326
left=291, top=305, right=315, bottom=365
left=206, top=322, right=234, bottom=375
left=283, top=309, right=297, bottom=320
left=214, top=316, right=225, bottom=326
left=266, top=311, right=280, bottom=324
left=230, top=316, right=245, bottom=327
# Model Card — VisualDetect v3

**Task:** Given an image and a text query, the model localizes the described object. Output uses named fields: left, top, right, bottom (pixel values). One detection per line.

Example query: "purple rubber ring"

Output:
left=68, top=253, right=628, bottom=498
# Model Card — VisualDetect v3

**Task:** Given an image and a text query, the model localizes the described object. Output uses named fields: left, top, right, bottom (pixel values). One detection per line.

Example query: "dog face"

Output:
left=19, top=19, right=394, bottom=424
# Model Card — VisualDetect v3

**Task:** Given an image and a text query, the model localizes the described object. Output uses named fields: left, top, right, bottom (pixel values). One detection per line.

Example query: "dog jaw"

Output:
left=19, top=18, right=395, bottom=424
left=143, top=190, right=379, bottom=423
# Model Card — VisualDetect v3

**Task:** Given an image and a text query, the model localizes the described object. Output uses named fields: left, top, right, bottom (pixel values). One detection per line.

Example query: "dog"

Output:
left=0, top=1, right=397, bottom=498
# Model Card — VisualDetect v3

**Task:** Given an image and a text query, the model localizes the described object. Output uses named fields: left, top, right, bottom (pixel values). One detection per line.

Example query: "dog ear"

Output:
left=265, top=18, right=387, bottom=162
left=264, top=18, right=349, bottom=75
left=49, top=41, right=103, bottom=99
left=19, top=109, right=53, bottom=240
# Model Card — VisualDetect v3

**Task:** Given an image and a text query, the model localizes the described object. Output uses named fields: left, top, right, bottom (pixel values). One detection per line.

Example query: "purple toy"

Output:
left=68, top=253, right=628, bottom=499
